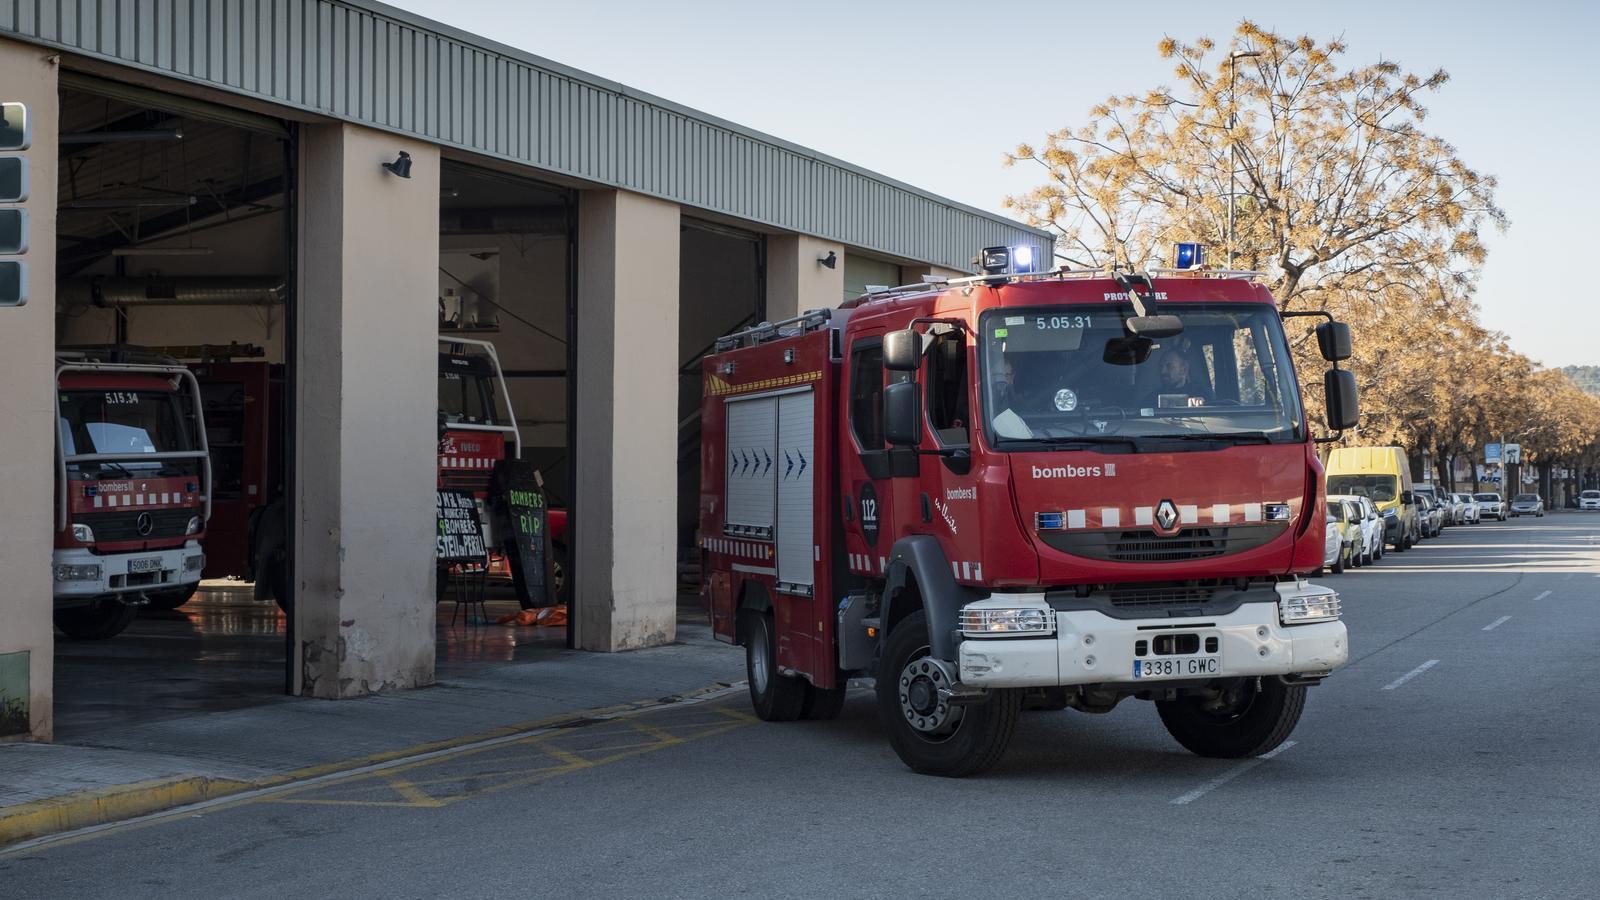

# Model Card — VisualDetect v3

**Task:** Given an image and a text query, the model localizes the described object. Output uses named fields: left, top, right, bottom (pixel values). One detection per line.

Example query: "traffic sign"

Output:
left=1485, top=443, right=1502, bottom=465
left=1504, top=444, right=1522, bottom=465
left=0, top=103, right=28, bottom=151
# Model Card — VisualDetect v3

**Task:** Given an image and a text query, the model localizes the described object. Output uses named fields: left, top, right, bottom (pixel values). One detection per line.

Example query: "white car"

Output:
left=1474, top=492, right=1505, bottom=521
left=1332, top=494, right=1384, bottom=565
left=1321, top=510, right=1345, bottom=574
left=1451, top=493, right=1481, bottom=524
left=1580, top=490, right=1600, bottom=511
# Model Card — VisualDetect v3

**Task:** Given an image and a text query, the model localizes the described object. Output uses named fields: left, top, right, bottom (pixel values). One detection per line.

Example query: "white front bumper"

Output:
left=53, top=542, right=204, bottom=604
left=957, top=589, right=1348, bottom=689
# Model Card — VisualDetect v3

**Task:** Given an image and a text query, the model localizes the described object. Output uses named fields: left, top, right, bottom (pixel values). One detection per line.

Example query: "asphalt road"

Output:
left=5, top=513, right=1598, bottom=899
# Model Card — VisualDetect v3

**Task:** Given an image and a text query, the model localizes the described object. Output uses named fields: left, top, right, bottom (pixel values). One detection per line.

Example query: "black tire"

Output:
left=801, top=682, right=849, bottom=721
left=876, top=610, right=1021, bottom=777
left=143, top=585, right=198, bottom=611
left=744, top=611, right=806, bottom=722
left=1156, top=677, right=1307, bottom=759
left=54, top=601, right=138, bottom=640
left=1331, top=545, right=1345, bottom=574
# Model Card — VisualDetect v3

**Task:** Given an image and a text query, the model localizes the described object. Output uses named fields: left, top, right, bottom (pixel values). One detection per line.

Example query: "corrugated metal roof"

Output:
left=0, top=0, right=1051, bottom=271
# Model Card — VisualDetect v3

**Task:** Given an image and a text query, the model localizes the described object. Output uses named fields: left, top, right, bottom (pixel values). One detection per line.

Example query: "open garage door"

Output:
left=679, top=219, right=764, bottom=573
left=50, top=73, right=299, bottom=732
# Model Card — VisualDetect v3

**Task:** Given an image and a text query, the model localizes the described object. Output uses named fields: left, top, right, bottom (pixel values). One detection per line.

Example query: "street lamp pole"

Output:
left=1227, top=50, right=1262, bottom=270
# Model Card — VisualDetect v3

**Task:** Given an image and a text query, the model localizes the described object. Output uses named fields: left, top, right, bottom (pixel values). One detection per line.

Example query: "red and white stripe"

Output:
left=92, top=492, right=192, bottom=509
left=1054, top=502, right=1275, bottom=531
left=439, top=455, right=496, bottom=469
left=706, top=536, right=774, bottom=560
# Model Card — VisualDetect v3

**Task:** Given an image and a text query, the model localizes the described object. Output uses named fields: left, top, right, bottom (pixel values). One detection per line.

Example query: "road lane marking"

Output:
left=1482, top=616, right=1512, bottom=632
left=1383, top=659, right=1440, bottom=690
left=1170, top=741, right=1297, bottom=806
left=1532, top=590, right=1552, bottom=601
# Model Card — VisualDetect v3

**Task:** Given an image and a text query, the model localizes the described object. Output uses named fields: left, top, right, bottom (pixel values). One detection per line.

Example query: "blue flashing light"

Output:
left=1012, top=245, right=1036, bottom=273
left=1035, top=511, right=1065, bottom=531
left=1174, top=242, right=1205, bottom=270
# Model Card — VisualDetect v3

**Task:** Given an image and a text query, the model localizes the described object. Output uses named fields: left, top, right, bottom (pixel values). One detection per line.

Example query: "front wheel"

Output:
left=1331, top=545, right=1346, bottom=574
left=1155, top=677, right=1306, bottom=759
left=55, top=600, right=138, bottom=640
left=876, top=610, right=1021, bottom=777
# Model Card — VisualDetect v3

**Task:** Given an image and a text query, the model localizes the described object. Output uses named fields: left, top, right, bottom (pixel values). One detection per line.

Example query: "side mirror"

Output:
left=1316, top=321, right=1352, bottom=362
left=883, top=329, right=923, bottom=372
left=1126, top=315, right=1184, bottom=339
left=1401, top=491, right=1415, bottom=505
left=1323, top=368, right=1359, bottom=430
left=883, top=381, right=921, bottom=447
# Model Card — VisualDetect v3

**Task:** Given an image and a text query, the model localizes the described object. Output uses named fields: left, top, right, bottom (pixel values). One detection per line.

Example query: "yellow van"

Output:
left=1326, top=446, right=1419, bottom=551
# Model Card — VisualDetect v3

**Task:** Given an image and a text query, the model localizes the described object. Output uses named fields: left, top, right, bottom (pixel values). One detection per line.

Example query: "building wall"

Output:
left=0, top=36, right=57, bottom=741
left=294, top=122, right=440, bottom=697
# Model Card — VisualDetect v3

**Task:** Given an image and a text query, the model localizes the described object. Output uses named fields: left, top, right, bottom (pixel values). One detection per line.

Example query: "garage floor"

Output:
left=51, top=582, right=705, bottom=742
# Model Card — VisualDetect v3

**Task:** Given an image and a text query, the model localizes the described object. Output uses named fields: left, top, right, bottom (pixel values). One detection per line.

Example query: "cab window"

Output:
left=849, top=342, right=885, bottom=451
left=925, top=329, right=969, bottom=446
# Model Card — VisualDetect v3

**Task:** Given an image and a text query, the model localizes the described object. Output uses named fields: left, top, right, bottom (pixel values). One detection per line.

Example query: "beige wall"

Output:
left=0, top=38, right=57, bottom=741
left=766, top=234, right=845, bottom=322
left=573, top=189, right=679, bottom=651
left=294, top=123, right=440, bottom=697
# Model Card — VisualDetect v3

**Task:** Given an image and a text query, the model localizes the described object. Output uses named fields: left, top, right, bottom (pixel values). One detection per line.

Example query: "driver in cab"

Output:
left=1148, top=349, right=1210, bottom=409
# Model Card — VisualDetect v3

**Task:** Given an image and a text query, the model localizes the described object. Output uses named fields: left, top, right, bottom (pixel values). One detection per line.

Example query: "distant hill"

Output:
left=1563, top=365, right=1600, bottom=397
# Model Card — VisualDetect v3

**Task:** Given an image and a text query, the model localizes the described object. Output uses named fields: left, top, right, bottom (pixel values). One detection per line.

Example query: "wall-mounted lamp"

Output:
left=382, top=151, right=413, bottom=178
left=818, top=251, right=837, bottom=269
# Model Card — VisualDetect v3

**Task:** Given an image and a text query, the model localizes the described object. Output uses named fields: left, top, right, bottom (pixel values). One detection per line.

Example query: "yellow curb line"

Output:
left=0, top=776, right=256, bottom=846
left=0, top=680, right=743, bottom=849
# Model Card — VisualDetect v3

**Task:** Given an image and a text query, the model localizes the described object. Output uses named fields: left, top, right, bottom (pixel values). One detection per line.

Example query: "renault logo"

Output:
left=1154, top=499, right=1180, bottom=536
left=136, top=512, right=154, bottom=536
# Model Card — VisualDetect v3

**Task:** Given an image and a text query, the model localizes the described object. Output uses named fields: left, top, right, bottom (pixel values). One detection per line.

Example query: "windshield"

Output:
left=438, top=370, right=507, bottom=426
left=1474, top=493, right=1500, bottom=502
left=1514, top=494, right=1538, bottom=502
left=59, top=389, right=192, bottom=475
left=1583, top=491, right=1600, bottom=499
left=1329, top=474, right=1399, bottom=503
left=979, top=303, right=1303, bottom=446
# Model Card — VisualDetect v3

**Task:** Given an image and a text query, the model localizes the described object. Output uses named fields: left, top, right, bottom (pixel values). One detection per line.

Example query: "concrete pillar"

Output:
left=765, top=234, right=844, bottom=322
left=573, top=189, right=679, bottom=651
left=0, top=38, right=57, bottom=741
left=293, top=124, right=440, bottom=698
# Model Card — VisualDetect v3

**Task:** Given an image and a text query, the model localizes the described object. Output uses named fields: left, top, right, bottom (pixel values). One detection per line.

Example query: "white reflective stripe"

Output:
left=1067, top=509, right=1086, bottom=530
left=108, top=496, right=117, bottom=507
left=162, top=493, right=171, bottom=505
left=135, top=494, right=146, bottom=505
left=1134, top=506, right=1153, bottom=526
left=973, top=563, right=983, bottom=580
left=1211, top=503, right=1230, bottom=523
left=814, top=546, right=820, bottom=562
left=961, top=561, right=972, bottom=580
left=1179, top=504, right=1198, bottom=524
left=1101, top=507, right=1121, bottom=528
left=952, top=561, right=961, bottom=578
left=1242, top=503, right=1263, bottom=523
left=879, top=556, right=888, bottom=573
left=94, top=495, right=103, bottom=508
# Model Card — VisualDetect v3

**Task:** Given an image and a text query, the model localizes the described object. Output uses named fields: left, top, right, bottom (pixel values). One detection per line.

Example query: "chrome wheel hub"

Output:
left=898, top=655, right=960, bottom=735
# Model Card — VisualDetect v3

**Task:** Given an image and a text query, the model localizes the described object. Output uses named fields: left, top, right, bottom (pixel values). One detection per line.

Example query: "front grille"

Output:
left=1040, top=525, right=1281, bottom=563
left=1107, top=585, right=1218, bottom=609
left=77, top=509, right=192, bottom=542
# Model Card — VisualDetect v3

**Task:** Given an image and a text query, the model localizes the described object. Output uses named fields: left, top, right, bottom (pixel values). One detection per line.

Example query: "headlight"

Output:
left=71, top=523, right=95, bottom=543
left=55, top=563, right=102, bottom=582
left=186, top=516, right=201, bottom=535
left=1278, top=583, right=1341, bottom=625
left=960, top=607, right=1054, bottom=635
left=184, top=554, right=205, bottom=572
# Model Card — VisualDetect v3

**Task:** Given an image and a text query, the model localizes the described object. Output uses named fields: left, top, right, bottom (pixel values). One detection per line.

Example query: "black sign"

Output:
left=495, top=460, right=554, bottom=608
left=436, top=490, right=487, bottom=562
left=859, top=481, right=880, bottom=546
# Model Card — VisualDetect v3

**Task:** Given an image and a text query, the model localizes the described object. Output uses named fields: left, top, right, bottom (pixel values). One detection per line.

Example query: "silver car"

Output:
left=1509, top=493, right=1544, bottom=517
left=1451, top=493, right=1481, bottom=524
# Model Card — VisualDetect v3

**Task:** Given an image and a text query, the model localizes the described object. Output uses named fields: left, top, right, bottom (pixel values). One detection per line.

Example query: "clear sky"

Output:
left=389, top=0, right=1597, bottom=368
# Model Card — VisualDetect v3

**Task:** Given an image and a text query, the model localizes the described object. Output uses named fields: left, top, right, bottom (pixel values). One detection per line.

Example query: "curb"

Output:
left=0, top=776, right=255, bottom=846
left=0, top=679, right=742, bottom=850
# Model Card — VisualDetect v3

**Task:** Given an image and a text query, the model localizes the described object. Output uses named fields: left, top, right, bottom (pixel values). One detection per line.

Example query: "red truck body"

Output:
left=701, top=261, right=1351, bottom=775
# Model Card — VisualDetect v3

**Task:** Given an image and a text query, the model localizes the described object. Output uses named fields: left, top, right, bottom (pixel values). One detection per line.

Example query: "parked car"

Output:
left=1332, top=493, right=1384, bottom=565
left=1320, top=502, right=1360, bottom=574
left=1581, top=490, right=1600, bottom=511
left=1417, top=495, right=1445, bottom=538
left=1413, top=484, right=1442, bottom=523
left=1474, top=491, right=1506, bottom=521
left=1437, top=491, right=1465, bottom=525
left=1452, top=493, right=1482, bottom=524
left=1509, top=493, right=1545, bottom=517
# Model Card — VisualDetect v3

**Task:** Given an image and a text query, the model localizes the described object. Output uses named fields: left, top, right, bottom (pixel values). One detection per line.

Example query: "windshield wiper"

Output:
left=1015, top=436, right=1146, bottom=452
left=1148, top=431, right=1275, bottom=445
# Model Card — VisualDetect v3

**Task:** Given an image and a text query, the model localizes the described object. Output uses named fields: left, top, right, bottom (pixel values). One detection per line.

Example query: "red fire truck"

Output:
left=53, top=348, right=211, bottom=639
left=701, top=245, right=1358, bottom=776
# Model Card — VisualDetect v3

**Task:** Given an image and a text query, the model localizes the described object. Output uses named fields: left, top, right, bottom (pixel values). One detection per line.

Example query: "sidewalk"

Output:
left=0, top=617, right=743, bottom=846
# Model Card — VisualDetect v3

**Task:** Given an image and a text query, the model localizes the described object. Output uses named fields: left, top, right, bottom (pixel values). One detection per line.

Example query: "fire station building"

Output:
left=0, top=2, right=1047, bottom=741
